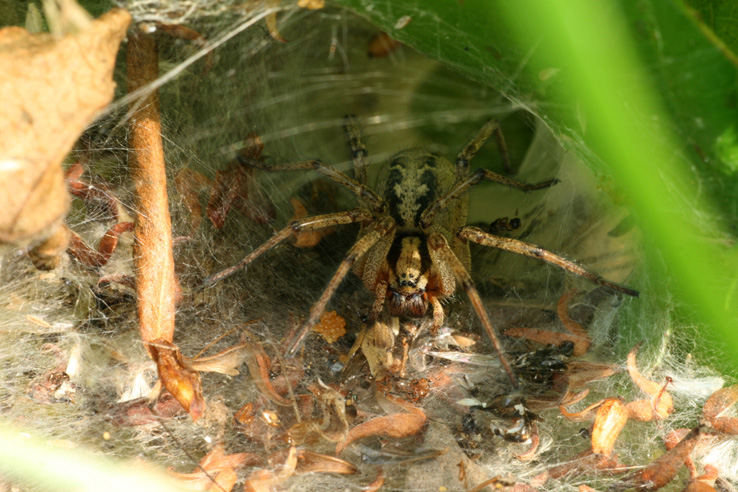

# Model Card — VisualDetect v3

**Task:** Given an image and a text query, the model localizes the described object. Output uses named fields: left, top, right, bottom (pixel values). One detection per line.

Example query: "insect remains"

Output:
left=205, top=116, right=638, bottom=386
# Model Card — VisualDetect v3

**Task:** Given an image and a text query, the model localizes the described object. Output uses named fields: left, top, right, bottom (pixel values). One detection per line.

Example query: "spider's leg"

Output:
left=420, top=168, right=558, bottom=229
left=456, top=119, right=512, bottom=179
left=285, top=216, right=396, bottom=356
left=343, top=114, right=369, bottom=186
left=427, top=232, right=519, bottom=387
left=204, top=208, right=372, bottom=285
left=240, top=157, right=383, bottom=211
left=458, top=225, right=639, bottom=297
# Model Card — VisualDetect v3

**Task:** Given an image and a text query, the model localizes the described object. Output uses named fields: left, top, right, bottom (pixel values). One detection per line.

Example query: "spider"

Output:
left=205, top=116, right=638, bottom=386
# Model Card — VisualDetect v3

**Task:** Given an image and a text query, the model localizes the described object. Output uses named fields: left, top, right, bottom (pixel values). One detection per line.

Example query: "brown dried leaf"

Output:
left=336, top=397, right=426, bottom=454
left=187, top=343, right=249, bottom=376
left=27, top=223, right=70, bottom=270
left=298, top=0, right=324, bottom=9
left=170, top=444, right=260, bottom=492
left=312, top=310, right=346, bottom=344
left=289, top=197, right=335, bottom=248
left=114, top=392, right=185, bottom=426
left=627, top=345, right=673, bottom=420
left=244, top=446, right=297, bottom=492
left=703, top=384, right=738, bottom=434
left=294, top=450, right=356, bottom=475
left=363, top=468, right=385, bottom=492
left=0, top=8, right=130, bottom=245
left=630, top=425, right=705, bottom=491
left=591, top=398, right=628, bottom=456
left=559, top=398, right=606, bottom=422
left=564, top=361, right=617, bottom=390
left=67, top=221, right=133, bottom=267
left=503, top=326, right=589, bottom=355
left=150, top=340, right=205, bottom=421
left=243, top=342, right=292, bottom=406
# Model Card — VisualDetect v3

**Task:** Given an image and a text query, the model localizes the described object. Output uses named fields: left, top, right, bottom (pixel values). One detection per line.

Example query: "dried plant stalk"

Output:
left=127, top=29, right=176, bottom=344
left=127, top=28, right=203, bottom=419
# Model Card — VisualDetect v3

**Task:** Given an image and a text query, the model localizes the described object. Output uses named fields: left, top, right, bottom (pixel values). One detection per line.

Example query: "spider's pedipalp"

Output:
left=457, top=225, right=639, bottom=297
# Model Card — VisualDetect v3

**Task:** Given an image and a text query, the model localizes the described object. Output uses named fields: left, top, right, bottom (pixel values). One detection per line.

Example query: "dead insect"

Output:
left=206, top=116, right=638, bottom=386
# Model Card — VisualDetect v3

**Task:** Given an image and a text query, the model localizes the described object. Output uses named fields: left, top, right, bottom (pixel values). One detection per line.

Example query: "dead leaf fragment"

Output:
left=590, top=398, right=628, bottom=456
left=336, top=398, right=426, bottom=454
left=149, top=340, right=205, bottom=421
left=170, top=444, right=260, bottom=492
left=313, top=310, right=346, bottom=344
left=630, top=425, right=705, bottom=491
left=244, top=446, right=297, bottom=492
left=703, top=384, right=738, bottom=434
left=0, top=8, right=130, bottom=245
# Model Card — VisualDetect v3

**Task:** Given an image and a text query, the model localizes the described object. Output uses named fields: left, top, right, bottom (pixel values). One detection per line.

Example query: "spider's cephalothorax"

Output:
left=206, top=116, right=638, bottom=386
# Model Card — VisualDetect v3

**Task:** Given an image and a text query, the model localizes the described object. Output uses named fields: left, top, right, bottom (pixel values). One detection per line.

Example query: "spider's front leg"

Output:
left=204, top=208, right=372, bottom=285
left=426, top=232, right=519, bottom=387
left=458, top=226, right=639, bottom=297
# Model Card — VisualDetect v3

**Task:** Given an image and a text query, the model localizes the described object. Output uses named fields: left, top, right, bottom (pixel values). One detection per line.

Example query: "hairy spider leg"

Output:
left=427, top=232, right=519, bottom=386
left=458, top=226, right=639, bottom=297
left=285, top=216, right=397, bottom=356
left=204, top=208, right=372, bottom=284
left=455, top=118, right=513, bottom=179
left=420, top=167, right=558, bottom=229
left=243, top=158, right=383, bottom=211
left=343, top=114, right=369, bottom=186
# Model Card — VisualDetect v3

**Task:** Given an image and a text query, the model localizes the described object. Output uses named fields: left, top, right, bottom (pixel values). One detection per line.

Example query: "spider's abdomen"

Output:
left=378, top=149, right=456, bottom=231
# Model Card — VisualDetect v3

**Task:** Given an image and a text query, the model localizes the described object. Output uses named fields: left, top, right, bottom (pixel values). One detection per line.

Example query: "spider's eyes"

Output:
left=388, top=291, right=427, bottom=318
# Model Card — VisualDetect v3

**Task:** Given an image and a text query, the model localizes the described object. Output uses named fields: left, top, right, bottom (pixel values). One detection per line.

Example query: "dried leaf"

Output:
left=243, top=342, right=292, bottom=406
left=67, top=222, right=133, bottom=267
left=294, top=450, right=357, bottom=475
left=630, top=425, right=705, bottom=491
left=0, top=9, right=130, bottom=245
left=244, top=446, right=297, bottom=492
left=336, top=397, right=426, bottom=454
left=170, top=444, right=260, bottom=492
left=289, top=197, right=335, bottom=248
left=149, top=340, right=205, bottom=421
left=703, top=384, right=738, bottom=434
left=187, top=344, right=249, bottom=376
left=591, top=398, right=628, bottom=456
left=27, top=223, right=70, bottom=270
left=297, top=0, right=324, bottom=9
left=312, top=310, right=346, bottom=344
left=627, top=345, right=673, bottom=420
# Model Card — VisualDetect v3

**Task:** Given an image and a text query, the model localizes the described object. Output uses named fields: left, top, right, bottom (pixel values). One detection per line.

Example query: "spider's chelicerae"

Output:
left=207, top=116, right=638, bottom=386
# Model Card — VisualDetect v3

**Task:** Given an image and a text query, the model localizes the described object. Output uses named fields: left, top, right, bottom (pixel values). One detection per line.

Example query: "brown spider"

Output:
left=206, top=116, right=638, bottom=386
